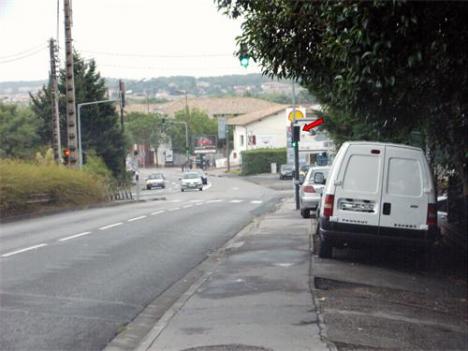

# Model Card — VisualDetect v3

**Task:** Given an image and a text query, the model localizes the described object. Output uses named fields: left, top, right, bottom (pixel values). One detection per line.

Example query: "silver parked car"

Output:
left=145, top=173, right=166, bottom=190
left=299, top=166, right=330, bottom=218
left=180, top=172, right=203, bottom=192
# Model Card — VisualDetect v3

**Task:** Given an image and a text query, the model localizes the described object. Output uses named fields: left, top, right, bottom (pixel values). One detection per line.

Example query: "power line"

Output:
left=0, top=45, right=48, bottom=64
left=80, top=49, right=234, bottom=59
left=0, top=43, right=48, bottom=60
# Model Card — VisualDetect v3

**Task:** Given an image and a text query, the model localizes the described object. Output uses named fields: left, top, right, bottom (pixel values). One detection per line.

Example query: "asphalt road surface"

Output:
left=0, top=169, right=278, bottom=351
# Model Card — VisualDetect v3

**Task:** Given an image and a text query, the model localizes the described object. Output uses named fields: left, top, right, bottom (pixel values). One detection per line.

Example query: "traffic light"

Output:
left=292, top=126, right=300, bottom=147
left=63, top=148, right=70, bottom=164
left=239, top=43, right=249, bottom=68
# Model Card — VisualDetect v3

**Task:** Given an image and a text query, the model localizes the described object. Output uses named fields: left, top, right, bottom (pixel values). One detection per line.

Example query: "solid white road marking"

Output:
left=2, top=243, right=48, bottom=258
left=151, top=210, right=165, bottom=215
left=168, top=207, right=180, bottom=211
left=206, top=199, right=223, bottom=203
left=99, top=222, right=123, bottom=230
left=250, top=200, right=263, bottom=204
left=183, top=205, right=193, bottom=208
left=59, top=232, right=92, bottom=242
left=229, top=199, right=243, bottom=203
left=128, top=215, right=147, bottom=222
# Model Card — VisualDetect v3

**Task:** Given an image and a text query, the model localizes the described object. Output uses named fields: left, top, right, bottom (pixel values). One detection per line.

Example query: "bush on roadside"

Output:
left=0, top=159, right=108, bottom=217
left=240, top=148, right=287, bottom=175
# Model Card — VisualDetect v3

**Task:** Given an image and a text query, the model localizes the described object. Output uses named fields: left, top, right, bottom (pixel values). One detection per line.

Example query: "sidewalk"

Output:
left=136, top=198, right=331, bottom=351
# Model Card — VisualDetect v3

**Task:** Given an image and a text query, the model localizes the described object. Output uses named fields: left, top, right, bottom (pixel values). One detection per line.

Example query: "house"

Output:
left=227, top=104, right=335, bottom=166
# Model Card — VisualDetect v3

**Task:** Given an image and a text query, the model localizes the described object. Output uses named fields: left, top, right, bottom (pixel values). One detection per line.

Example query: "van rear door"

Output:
left=333, top=144, right=384, bottom=229
left=379, top=146, right=428, bottom=232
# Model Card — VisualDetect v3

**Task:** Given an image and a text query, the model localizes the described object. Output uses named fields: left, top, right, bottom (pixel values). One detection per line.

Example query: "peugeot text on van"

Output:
left=317, top=142, right=438, bottom=258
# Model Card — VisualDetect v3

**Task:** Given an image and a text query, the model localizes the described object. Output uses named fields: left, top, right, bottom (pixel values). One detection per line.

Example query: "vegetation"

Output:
left=30, top=52, right=127, bottom=178
left=0, top=159, right=108, bottom=217
left=0, top=102, right=41, bottom=158
left=241, top=148, right=286, bottom=175
left=217, top=0, right=467, bottom=227
left=166, top=108, right=218, bottom=154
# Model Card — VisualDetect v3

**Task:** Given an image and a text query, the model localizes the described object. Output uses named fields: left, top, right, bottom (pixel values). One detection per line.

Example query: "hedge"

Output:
left=0, top=159, right=108, bottom=218
left=241, top=147, right=287, bottom=175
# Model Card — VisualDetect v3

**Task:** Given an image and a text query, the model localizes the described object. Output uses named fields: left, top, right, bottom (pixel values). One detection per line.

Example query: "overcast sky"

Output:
left=0, top=0, right=261, bottom=82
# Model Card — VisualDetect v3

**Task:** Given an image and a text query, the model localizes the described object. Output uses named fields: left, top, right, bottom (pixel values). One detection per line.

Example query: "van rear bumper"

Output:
left=319, top=218, right=437, bottom=248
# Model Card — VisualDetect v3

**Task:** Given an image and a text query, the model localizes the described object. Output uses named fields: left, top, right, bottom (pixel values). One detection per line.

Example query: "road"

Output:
left=0, top=169, right=278, bottom=351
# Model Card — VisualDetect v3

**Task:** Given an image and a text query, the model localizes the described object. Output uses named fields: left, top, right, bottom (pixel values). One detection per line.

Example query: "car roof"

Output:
left=343, top=141, right=422, bottom=152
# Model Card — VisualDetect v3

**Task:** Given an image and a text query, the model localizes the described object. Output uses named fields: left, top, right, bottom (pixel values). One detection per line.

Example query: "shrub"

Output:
left=0, top=159, right=108, bottom=217
left=241, top=148, right=287, bottom=175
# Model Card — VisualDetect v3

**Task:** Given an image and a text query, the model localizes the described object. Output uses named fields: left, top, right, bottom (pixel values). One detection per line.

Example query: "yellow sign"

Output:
left=288, top=109, right=305, bottom=122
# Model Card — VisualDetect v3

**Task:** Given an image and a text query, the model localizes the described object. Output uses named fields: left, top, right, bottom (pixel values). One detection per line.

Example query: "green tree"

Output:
left=31, top=52, right=127, bottom=177
left=125, top=112, right=166, bottom=150
left=166, top=108, right=218, bottom=153
left=0, top=102, right=41, bottom=158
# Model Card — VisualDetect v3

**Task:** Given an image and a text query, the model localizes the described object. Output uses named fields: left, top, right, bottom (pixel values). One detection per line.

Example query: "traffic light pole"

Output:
left=77, top=98, right=119, bottom=168
left=291, top=81, right=300, bottom=210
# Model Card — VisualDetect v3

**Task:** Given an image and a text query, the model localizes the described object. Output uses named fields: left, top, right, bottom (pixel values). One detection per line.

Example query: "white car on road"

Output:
left=180, top=172, right=203, bottom=192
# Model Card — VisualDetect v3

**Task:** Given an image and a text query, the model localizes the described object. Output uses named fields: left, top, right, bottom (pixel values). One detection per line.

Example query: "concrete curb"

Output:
left=0, top=197, right=166, bottom=224
left=308, top=219, right=338, bottom=351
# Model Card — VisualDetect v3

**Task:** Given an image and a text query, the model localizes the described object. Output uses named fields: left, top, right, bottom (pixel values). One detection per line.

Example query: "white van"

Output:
left=317, top=141, right=438, bottom=258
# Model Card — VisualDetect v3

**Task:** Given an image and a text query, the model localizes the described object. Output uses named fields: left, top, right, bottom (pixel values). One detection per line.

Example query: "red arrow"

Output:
left=303, top=117, right=324, bottom=132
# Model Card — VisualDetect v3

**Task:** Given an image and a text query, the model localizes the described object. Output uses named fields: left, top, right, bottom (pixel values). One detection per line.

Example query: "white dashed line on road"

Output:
left=182, top=205, right=193, bottom=208
left=99, top=222, right=123, bottom=230
left=170, top=199, right=182, bottom=203
left=195, top=202, right=204, bottom=206
left=250, top=200, right=263, bottom=204
left=229, top=199, right=243, bottom=203
left=58, top=232, right=92, bottom=242
left=2, top=243, right=48, bottom=258
left=151, top=210, right=165, bottom=215
left=168, top=207, right=180, bottom=211
left=128, top=215, right=147, bottom=222
left=206, top=199, right=223, bottom=203
left=232, top=187, right=240, bottom=191
left=190, top=199, right=203, bottom=203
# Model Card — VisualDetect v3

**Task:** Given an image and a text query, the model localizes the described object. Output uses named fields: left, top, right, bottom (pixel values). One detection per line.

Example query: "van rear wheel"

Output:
left=318, top=236, right=333, bottom=258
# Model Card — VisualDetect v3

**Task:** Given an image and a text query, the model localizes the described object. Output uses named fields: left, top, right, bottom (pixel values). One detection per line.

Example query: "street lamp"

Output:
left=77, top=98, right=119, bottom=168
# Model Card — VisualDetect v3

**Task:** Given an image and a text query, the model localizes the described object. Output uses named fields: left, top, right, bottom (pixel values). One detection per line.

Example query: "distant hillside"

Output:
left=0, top=74, right=316, bottom=105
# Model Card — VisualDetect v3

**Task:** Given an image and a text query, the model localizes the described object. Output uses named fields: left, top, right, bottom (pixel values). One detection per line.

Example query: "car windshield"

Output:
left=281, top=165, right=293, bottom=171
left=183, top=173, right=199, bottom=179
left=148, top=174, right=163, bottom=179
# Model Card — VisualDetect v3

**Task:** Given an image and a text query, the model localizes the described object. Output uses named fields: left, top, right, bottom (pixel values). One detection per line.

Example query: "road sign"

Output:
left=218, top=117, right=226, bottom=139
left=288, top=109, right=305, bottom=122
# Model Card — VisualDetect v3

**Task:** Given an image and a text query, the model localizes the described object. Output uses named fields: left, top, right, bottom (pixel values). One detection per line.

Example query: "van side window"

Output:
left=387, top=158, right=422, bottom=196
left=343, top=155, right=379, bottom=193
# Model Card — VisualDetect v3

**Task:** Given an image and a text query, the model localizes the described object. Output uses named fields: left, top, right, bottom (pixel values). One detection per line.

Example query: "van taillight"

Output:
left=303, top=185, right=315, bottom=193
left=323, top=194, right=334, bottom=218
left=427, top=203, right=437, bottom=226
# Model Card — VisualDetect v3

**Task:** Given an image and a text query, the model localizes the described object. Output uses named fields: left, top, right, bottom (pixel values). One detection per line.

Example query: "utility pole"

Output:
left=292, top=81, right=300, bottom=210
left=63, top=0, right=78, bottom=167
left=49, top=38, right=61, bottom=163
left=119, top=80, right=125, bottom=131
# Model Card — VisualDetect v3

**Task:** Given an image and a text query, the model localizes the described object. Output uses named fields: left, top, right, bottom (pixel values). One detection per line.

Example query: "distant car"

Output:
left=180, top=172, right=203, bottom=192
left=145, top=173, right=165, bottom=190
left=300, top=166, right=330, bottom=218
left=197, top=170, right=208, bottom=185
left=279, top=164, right=294, bottom=180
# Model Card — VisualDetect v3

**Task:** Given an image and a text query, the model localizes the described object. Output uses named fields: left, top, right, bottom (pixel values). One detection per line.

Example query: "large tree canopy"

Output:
left=217, top=0, right=467, bottom=165
left=31, top=52, right=127, bottom=177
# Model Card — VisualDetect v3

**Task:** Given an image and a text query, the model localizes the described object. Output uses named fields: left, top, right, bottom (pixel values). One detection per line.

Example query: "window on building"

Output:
left=240, top=135, right=244, bottom=146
